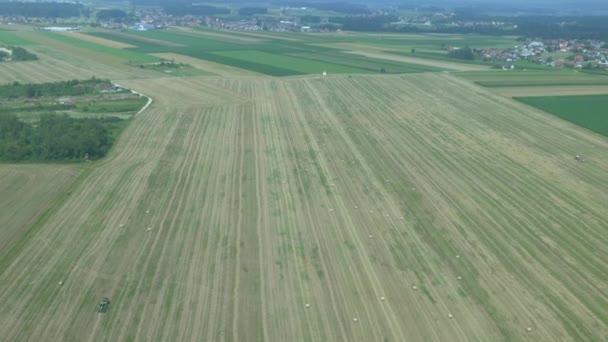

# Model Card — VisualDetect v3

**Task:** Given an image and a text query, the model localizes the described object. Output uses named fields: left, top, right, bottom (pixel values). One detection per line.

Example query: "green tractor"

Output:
left=98, top=297, right=110, bottom=313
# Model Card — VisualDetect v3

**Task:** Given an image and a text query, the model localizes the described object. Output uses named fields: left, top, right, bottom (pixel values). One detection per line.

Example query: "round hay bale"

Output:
left=353, top=318, right=359, bottom=322
left=457, top=276, right=462, bottom=280
left=354, top=205, right=358, bottom=209
left=412, top=285, right=417, bottom=290
left=368, top=234, right=373, bottom=238
left=147, top=227, right=152, bottom=231
left=380, top=296, right=385, bottom=301
left=456, top=255, right=460, bottom=259
left=526, top=327, right=532, bottom=332
left=305, top=303, right=311, bottom=308
left=370, top=210, right=374, bottom=214
left=58, top=281, right=63, bottom=286
left=448, top=314, right=453, bottom=319
left=145, top=210, right=150, bottom=214
left=329, top=208, right=334, bottom=212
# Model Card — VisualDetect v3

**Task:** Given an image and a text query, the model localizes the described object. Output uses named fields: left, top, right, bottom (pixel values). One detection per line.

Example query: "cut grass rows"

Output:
left=1, top=74, right=606, bottom=341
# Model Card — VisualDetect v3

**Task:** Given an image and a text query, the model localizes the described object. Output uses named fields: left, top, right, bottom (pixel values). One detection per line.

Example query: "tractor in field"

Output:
left=98, top=297, right=110, bottom=313
left=575, top=155, right=585, bottom=163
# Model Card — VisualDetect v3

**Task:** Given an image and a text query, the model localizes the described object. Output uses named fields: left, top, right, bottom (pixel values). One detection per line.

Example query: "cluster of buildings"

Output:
left=483, top=39, right=608, bottom=69
left=98, top=10, right=198, bottom=31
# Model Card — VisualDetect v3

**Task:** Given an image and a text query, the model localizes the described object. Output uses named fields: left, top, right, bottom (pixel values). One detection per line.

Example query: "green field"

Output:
left=0, top=30, right=34, bottom=46
left=214, top=50, right=366, bottom=74
left=39, top=32, right=160, bottom=63
left=85, top=29, right=450, bottom=76
left=515, top=94, right=608, bottom=136
left=458, top=70, right=608, bottom=87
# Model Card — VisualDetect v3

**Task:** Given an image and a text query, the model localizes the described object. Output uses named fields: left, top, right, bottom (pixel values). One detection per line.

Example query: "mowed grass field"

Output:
left=1, top=74, right=607, bottom=341
left=515, top=94, right=608, bottom=137
left=0, top=165, right=80, bottom=259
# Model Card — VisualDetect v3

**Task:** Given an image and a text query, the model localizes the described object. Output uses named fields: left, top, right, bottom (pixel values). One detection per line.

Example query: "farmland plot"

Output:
left=0, top=74, right=607, bottom=342
left=0, top=165, right=79, bottom=259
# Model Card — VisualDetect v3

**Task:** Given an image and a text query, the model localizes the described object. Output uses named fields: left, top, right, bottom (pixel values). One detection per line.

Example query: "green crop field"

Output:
left=458, top=70, right=608, bottom=87
left=1, top=25, right=608, bottom=342
left=84, top=29, right=457, bottom=76
left=214, top=50, right=367, bottom=74
left=0, top=30, right=34, bottom=46
left=515, top=94, right=608, bottom=137
left=38, top=32, right=160, bottom=63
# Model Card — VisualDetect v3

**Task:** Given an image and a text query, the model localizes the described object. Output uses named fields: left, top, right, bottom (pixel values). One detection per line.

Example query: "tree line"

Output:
left=0, top=2, right=84, bottom=18
left=0, top=78, right=112, bottom=99
left=0, top=47, right=38, bottom=62
left=163, top=4, right=230, bottom=16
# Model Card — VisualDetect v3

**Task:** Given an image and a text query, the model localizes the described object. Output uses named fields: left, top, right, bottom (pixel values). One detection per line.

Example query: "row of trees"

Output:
left=164, top=4, right=229, bottom=16
left=330, top=15, right=398, bottom=32
left=238, top=7, right=268, bottom=16
left=0, top=114, right=116, bottom=161
left=280, top=1, right=370, bottom=15
left=0, top=47, right=38, bottom=62
left=0, top=78, right=111, bottom=99
left=447, top=46, right=475, bottom=60
left=0, top=2, right=84, bottom=18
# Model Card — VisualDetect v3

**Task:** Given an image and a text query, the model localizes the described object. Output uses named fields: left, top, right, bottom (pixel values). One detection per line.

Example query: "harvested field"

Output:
left=0, top=46, right=159, bottom=84
left=492, top=85, right=608, bottom=97
left=0, top=164, right=79, bottom=259
left=62, top=32, right=136, bottom=49
left=1, top=73, right=607, bottom=341
left=346, top=50, right=489, bottom=71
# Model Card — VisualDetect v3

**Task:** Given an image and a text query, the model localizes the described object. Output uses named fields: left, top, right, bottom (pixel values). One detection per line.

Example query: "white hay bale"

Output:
left=448, top=314, right=453, bottom=319
left=526, top=327, right=532, bottom=332
left=353, top=318, right=359, bottom=322
left=354, top=206, right=358, bottom=209
left=119, top=224, right=124, bottom=227
left=58, top=281, right=63, bottom=286
left=456, top=255, right=460, bottom=259
left=380, top=296, right=385, bottom=301
left=145, top=210, right=150, bottom=214
left=305, top=303, right=311, bottom=308
left=457, top=276, right=462, bottom=280
left=412, top=285, right=417, bottom=290
left=329, top=208, right=334, bottom=212
left=369, top=210, right=374, bottom=214
left=400, top=216, right=404, bottom=220
left=147, top=227, right=152, bottom=231
left=368, top=234, right=373, bottom=238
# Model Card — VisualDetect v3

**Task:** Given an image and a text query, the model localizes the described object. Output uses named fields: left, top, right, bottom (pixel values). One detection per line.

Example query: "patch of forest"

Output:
left=0, top=79, right=144, bottom=162
left=0, top=47, right=38, bottom=62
